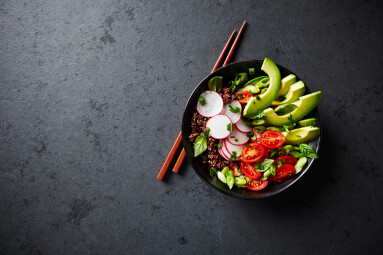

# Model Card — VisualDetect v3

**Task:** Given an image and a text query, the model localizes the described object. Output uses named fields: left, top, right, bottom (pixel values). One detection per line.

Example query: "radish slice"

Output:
left=224, top=139, right=246, bottom=156
left=235, top=117, right=252, bottom=133
left=220, top=140, right=233, bottom=161
left=226, top=125, right=250, bottom=145
left=220, top=100, right=242, bottom=124
left=218, top=146, right=231, bottom=161
left=196, top=90, right=224, bottom=117
left=206, top=115, right=232, bottom=139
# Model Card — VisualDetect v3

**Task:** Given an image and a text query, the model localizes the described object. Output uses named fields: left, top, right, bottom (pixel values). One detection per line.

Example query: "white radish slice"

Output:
left=196, top=90, right=224, bottom=117
left=206, top=114, right=232, bottom=139
left=220, top=100, right=242, bottom=124
left=224, top=139, right=246, bottom=156
left=226, top=125, right=250, bottom=145
left=235, top=117, right=252, bottom=133
left=218, top=146, right=231, bottom=161
left=221, top=141, right=234, bottom=161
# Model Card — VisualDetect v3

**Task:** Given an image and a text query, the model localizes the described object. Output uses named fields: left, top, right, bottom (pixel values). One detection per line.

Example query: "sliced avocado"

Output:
left=243, top=58, right=281, bottom=117
left=272, top=81, right=305, bottom=106
left=277, top=74, right=296, bottom=97
left=244, top=76, right=268, bottom=87
left=238, top=85, right=260, bottom=94
left=283, top=126, right=320, bottom=145
left=264, top=91, right=322, bottom=126
left=298, top=118, right=316, bottom=127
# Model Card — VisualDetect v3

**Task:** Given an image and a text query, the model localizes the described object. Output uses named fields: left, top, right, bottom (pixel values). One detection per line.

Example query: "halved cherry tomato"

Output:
left=239, top=161, right=262, bottom=180
left=240, top=142, right=265, bottom=163
left=275, top=155, right=298, bottom=166
left=263, top=148, right=271, bottom=159
left=234, top=91, right=251, bottom=104
left=245, top=179, right=268, bottom=191
left=268, top=164, right=296, bottom=183
left=260, top=130, right=285, bottom=149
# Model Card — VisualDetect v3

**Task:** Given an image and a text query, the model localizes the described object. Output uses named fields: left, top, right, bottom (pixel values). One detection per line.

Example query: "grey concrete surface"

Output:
left=1, top=0, right=382, bottom=254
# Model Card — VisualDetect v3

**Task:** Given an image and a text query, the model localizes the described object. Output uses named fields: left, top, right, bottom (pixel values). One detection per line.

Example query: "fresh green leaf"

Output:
left=230, top=151, right=241, bottom=161
left=274, top=104, right=298, bottom=115
left=193, top=134, right=207, bottom=157
left=299, top=143, right=318, bottom=159
left=227, top=123, right=232, bottom=132
left=234, top=139, right=238, bottom=142
left=278, top=96, right=286, bottom=101
left=208, top=76, right=223, bottom=92
left=296, top=135, right=302, bottom=138
left=256, top=95, right=261, bottom=100
left=283, top=125, right=290, bottom=133
left=288, top=114, right=294, bottom=123
left=249, top=68, right=255, bottom=75
left=229, top=81, right=237, bottom=93
left=270, top=149, right=278, bottom=158
left=253, top=110, right=265, bottom=119
left=256, top=159, right=274, bottom=172
left=276, top=160, right=283, bottom=168
left=203, top=127, right=210, bottom=136
left=198, top=96, right=206, bottom=106
left=229, top=104, right=241, bottom=113
left=236, top=93, right=244, bottom=99
left=214, top=143, right=222, bottom=147
left=234, top=73, right=248, bottom=86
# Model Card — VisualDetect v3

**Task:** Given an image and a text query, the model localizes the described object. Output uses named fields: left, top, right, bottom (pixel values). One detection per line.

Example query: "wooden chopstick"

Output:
left=223, top=20, right=247, bottom=66
left=157, top=22, right=246, bottom=180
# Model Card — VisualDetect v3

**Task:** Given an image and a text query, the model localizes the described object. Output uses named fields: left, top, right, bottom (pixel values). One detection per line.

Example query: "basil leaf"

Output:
left=274, top=104, right=298, bottom=115
left=256, top=159, right=274, bottom=172
left=236, top=93, right=244, bottom=99
left=193, top=134, right=207, bottom=157
left=229, top=104, right=241, bottom=113
left=198, top=96, right=206, bottom=105
left=249, top=68, right=255, bottom=75
left=299, top=143, right=318, bottom=159
left=234, top=73, right=248, bottom=86
left=208, top=76, right=223, bottom=92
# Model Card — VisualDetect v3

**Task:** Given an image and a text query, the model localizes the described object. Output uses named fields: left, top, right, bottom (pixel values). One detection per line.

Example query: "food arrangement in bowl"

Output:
left=185, top=58, right=321, bottom=194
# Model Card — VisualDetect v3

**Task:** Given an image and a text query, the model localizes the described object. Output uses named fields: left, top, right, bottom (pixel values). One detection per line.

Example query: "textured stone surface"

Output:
left=0, top=0, right=382, bottom=254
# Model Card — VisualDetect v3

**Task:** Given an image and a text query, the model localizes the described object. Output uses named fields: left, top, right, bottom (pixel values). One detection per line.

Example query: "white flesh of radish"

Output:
left=235, top=117, right=252, bottom=133
left=206, top=115, right=231, bottom=139
left=196, top=90, right=223, bottom=117
left=226, top=125, right=250, bottom=145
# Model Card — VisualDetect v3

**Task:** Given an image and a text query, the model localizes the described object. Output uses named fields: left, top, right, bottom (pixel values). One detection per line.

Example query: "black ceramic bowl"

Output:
left=182, top=60, right=321, bottom=199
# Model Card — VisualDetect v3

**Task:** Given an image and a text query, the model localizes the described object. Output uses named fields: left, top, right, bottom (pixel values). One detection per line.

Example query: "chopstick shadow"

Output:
left=161, top=144, right=185, bottom=182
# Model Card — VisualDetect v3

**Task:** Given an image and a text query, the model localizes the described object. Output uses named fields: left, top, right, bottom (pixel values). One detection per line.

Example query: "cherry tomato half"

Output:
left=275, top=155, right=298, bottom=166
left=268, top=164, right=296, bottom=183
left=260, top=130, right=285, bottom=149
left=240, top=142, right=265, bottom=163
left=239, top=161, right=262, bottom=180
left=245, top=179, right=268, bottom=191
left=234, top=91, right=251, bottom=104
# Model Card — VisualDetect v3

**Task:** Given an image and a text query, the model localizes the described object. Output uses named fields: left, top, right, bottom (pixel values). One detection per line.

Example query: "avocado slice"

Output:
left=298, top=118, right=316, bottom=127
left=277, top=74, right=296, bottom=97
left=283, top=126, right=320, bottom=145
left=263, top=91, right=322, bottom=126
left=243, top=58, right=281, bottom=117
left=271, top=81, right=306, bottom=106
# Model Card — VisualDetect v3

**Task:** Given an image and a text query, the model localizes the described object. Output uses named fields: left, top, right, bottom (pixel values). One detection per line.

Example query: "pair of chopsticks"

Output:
left=157, top=20, right=247, bottom=180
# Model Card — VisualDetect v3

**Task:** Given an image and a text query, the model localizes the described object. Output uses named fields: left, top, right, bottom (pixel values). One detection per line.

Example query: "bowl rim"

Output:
left=181, top=59, right=322, bottom=199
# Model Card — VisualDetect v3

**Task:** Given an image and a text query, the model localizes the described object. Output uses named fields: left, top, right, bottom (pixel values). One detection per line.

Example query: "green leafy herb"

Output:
left=274, top=104, right=298, bottom=115
left=270, top=149, right=278, bottom=158
left=245, top=177, right=252, bottom=183
left=299, top=143, right=318, bottom=159
left=227, top=123, right=232, bottom=132
left=203, top=128, right=210, bottom=136
left=214, top=143, right=222, bottom=147
left=210, top=167, right=218, bottom=177
left=276, top=160, right=283, bottom=168
left=246, top=144, right=251, bottom=148
left=208, top=76, right=223, bottom=92
left=229, top=104, right=241, bottom=113
left=234, top=139, right=239, bottom=142
left=230, top=151, right=242, bottom=161
left=278, top=96, right=286, bottom=101
left=234, top=73, right=248, bottom=86
left=229, top=81, right=237, bottom=93
left=296, top=135, right=302, bottom=138
left=283, top=125, right=290, bottom=133
left=249, top=68, right=255, bottom=75
left=198, top=96, right=206, bottom=106
left=193, top=134, right=207, bottom=157
left=236, top=93, right=244, bottom=99
left=256, top=95, right=261, bottom=100
left=253, top=110, right=265, bottom=119
left=288, top=114, right=294, bottom=123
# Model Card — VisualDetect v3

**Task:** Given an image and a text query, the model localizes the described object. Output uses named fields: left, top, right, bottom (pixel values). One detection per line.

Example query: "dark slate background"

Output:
left=1, top=0, right=382, bottom=254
